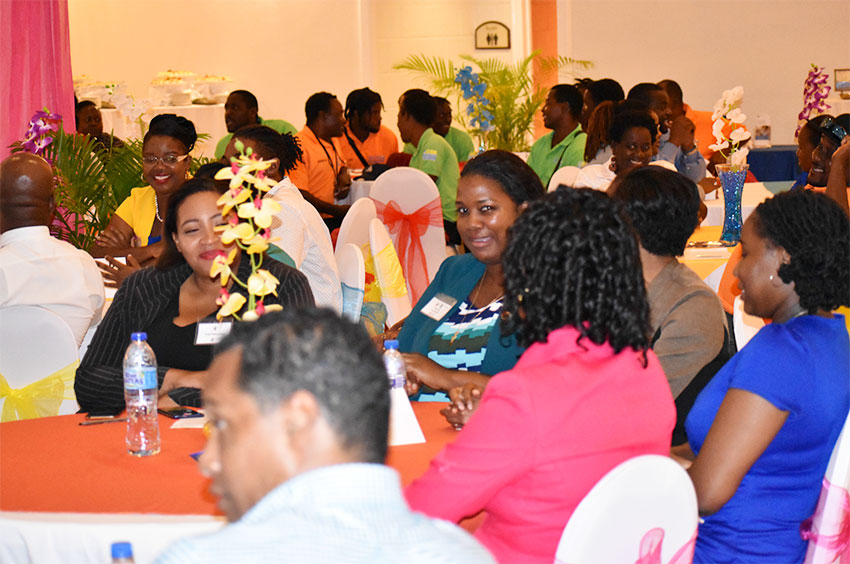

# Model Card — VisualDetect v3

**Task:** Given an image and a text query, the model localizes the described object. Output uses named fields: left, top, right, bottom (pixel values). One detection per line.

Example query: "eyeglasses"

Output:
left=820, top=117, right=848, bottom=145
left=142, top=154, right=190, bottom=167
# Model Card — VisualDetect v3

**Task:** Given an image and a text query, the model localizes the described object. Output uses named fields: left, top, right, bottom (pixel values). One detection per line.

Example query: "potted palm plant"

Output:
left=394, top=51, right=592, bottom=152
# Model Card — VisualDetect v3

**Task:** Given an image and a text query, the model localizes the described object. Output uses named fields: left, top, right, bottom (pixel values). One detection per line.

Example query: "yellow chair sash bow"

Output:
left=0, top=360, right=78, bottom=422
left=374, top=243, right=409, bottom=299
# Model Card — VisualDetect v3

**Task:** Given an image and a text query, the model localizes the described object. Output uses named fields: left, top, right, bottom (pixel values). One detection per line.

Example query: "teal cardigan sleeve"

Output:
left=397, top=254, right=524, bottom=376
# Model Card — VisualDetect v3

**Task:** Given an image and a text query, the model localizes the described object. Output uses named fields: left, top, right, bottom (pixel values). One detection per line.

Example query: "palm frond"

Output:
left=393, top=55, right=458, bottom=93
left=394, top=51, right=594, bottom=151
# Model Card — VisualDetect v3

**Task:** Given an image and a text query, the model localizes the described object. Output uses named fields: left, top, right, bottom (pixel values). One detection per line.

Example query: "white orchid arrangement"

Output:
left=211, top=140, right=283, bottom=321
left=106, top=84, right=153, bottom=135
left=709, top=86, right=751, bottom=170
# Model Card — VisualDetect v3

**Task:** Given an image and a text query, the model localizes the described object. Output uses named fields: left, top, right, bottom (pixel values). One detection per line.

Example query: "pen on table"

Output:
left=79, top=418, right=127, bottom=426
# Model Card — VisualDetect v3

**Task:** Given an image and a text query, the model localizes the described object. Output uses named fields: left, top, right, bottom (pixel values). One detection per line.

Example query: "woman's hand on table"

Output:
left=159, top=369, right=208, bottom=398
left=95, top=225, right=129, bottom=248
left=157, top=395, right=180, bottom=409
left=441, top=383, right=485, bottom=429
left=98, top=254, right=142, bottom=288
left=371, top=318, right=406, bottom=351
left=401, top=353, right=455, bottom=393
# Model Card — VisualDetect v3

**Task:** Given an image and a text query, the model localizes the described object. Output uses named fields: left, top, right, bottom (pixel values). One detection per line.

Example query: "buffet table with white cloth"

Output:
left=100, top=104, right=226, bottom=159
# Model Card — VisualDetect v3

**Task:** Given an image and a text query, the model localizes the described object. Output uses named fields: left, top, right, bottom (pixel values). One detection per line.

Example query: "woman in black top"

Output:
left=75, top=178, right=314, bottom=412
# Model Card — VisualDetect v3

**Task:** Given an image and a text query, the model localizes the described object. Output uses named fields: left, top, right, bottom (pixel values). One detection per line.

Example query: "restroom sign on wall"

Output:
left=475, top=21, right=510, bottom=50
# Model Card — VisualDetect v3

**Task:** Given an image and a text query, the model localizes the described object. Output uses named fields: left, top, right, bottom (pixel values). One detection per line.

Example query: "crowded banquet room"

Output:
left=1, top=0, right=850, bottom=562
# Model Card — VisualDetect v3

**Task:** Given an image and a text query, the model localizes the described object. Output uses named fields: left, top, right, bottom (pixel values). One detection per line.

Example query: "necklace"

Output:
left=154, top=194, right=163, bottom=222
left=449, top=275, right=504, bottom=344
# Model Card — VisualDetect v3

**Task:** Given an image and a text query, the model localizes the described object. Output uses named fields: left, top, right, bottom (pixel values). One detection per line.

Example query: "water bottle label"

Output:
left=124, top=367, right=157, bottom=390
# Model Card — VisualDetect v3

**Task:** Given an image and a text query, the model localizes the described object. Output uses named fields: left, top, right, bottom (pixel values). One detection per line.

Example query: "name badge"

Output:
left=194, top=320, right=233, bottom=345
left=420, top=293, right=457, bottom=321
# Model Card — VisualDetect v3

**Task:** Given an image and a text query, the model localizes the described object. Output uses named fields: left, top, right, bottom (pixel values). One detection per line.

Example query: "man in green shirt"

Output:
left=402, top=98, right=475, bottom=164
left=433, top=97, right=475, bottom=163
left=397, top=89, right=460, bottom=244
left=215, top=90, right=297, bottom=160
left=527, top=84, right=586, bottom=188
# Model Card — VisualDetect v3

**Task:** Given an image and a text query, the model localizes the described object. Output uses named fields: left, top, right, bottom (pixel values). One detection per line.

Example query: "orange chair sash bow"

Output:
left=372, top=197, right=442, bottom=304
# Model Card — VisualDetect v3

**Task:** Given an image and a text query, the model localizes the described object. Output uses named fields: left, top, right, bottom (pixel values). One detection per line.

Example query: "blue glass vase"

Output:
left=717, top=164, right=748, bottom=245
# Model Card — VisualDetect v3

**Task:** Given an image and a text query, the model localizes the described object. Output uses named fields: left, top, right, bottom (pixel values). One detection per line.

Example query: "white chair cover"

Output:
left=732, top=294, right=765, bottom=351
left=336, top=243, right=366, bottom=323
left=555, top=454, right=698, bottom=564
left=0, top=305, right=80, bottom=419
left=803, top=410, right=850, bottom=563
left=369, top=167, right=446, bottom=304
left=369, top=218, right=412, bottom=327
left=548, top=166, right=581, bottom=191
left=702, top=263, right=726, bottom=293
left=334, top=197, right=377, bottom=261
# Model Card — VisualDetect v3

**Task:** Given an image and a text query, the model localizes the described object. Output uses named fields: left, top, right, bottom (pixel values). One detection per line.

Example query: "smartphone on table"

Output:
left=158, top=407, right=204, bottom=419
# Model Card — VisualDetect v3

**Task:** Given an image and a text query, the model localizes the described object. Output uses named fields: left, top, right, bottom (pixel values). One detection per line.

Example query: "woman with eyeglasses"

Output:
left=92, top=114, right=196, bottom=285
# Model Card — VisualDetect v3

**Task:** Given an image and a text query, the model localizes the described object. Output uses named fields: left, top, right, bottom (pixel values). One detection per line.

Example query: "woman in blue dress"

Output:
left=673, top=189, right=850, bottom=562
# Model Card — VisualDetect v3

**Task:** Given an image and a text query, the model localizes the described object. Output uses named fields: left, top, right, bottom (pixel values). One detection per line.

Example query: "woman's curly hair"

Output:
left=501, top=188, right=651, bottom=359
left=754, top=190, right=850, bottom=313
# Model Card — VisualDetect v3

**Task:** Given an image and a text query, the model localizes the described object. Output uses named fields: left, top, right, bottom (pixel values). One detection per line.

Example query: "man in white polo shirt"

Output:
left=223, top=126, right=342, bottom=313
left=0, top=153, right=104, bottom=346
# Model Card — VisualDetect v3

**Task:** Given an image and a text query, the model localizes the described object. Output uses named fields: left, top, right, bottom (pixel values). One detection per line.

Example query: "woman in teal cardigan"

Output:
left=396, top=150, right=543, bottom=403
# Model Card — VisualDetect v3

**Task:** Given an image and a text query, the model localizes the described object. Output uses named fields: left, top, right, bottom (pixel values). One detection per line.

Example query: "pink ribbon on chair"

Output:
left=800, top=478, right=850, bottom=563
left=372, top=197, right=442, bottom=304
left=634, top=528, right=697, bottom=564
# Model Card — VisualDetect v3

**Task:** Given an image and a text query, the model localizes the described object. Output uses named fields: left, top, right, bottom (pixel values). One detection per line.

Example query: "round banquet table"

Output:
left=0, top=403, right=458, bottom=564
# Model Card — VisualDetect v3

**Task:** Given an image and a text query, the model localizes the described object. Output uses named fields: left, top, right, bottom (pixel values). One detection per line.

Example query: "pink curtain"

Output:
left=0, top=0, right=75, bottom=159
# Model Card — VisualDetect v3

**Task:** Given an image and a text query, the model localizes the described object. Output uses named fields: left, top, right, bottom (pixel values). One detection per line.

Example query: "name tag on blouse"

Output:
left=420, top=293, right=457, bottom=320
left=195, top=319, right=233, bottom=345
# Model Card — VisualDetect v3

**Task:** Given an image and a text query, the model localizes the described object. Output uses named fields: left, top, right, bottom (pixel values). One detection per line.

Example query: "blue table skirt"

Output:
left=748, top=145, right=801, bottom=182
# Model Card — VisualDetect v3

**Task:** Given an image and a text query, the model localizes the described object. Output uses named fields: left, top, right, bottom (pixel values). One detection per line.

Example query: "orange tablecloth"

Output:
left=682, top=225, right=728, bottom=280
left=0, top=403, right=455, bottom=516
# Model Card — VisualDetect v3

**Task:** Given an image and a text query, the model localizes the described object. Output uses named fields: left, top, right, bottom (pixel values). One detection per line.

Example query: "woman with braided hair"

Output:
left=406, top=188, right=675, bottom=563
left=674, top=189, right=850, bottom=563
left=223, top=125, right=342, bottom=312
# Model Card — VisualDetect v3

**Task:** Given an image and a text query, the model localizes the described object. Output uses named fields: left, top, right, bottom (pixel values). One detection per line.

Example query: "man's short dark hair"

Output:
left=229, top=90, right=258, bottom=110
left=657, top=79, right=683, bottom=103
left=587, top=79, right=625, bottom=107
left=627, top=82, right=665, bottom=110
left=612, top=166, right=701, bottom=257
left=305, top=92, right=337, bottom=123
left=399, top=89, right=436, bottom=126
left=549, top=84, right=583, bottom=121
left=345, top=87, right=383, bottom=120
left=215, top=308, right=390, bottom=463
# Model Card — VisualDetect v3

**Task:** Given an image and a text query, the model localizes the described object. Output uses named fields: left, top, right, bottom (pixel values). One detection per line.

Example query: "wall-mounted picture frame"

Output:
left=475, top=21, right=510, bottom=50
left=835, top=68, right=850, bottom=99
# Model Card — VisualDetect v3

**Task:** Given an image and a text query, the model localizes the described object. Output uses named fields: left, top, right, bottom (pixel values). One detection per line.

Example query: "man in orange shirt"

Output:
left=290, top=92, right=351, bottom=231
left=336, top=88, right=398, bottom=171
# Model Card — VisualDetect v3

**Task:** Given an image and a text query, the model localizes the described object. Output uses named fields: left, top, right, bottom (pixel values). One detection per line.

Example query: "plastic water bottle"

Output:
left=123, top=332, right=161, bottom=456
left=383, top=340, right=407, bottom=389
left=110, top=541, right=135, bottom=563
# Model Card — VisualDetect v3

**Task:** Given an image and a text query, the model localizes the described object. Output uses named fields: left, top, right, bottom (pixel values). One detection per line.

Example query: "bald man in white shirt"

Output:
left=0, top=153, right=104, bottom=346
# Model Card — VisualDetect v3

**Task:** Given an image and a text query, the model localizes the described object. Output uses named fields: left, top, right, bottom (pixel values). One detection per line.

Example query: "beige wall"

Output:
left=69, top=0, right=525, bottom=140
left=558, top=0, right=850, bottom=145
left=70, top=0, right=847, bottom=146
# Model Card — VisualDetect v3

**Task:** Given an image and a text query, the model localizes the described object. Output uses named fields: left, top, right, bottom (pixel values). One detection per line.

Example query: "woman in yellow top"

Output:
left=92, top=114, right=197, bottom=283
